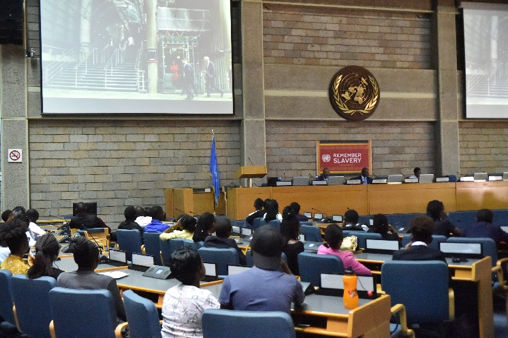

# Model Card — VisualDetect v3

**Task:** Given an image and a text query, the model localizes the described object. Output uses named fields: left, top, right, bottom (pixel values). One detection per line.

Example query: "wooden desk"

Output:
left=456, top=181, right=508, bottom=211
left=355, top=253, right=494, bottom=338
left=202, top=282, right=391, bottom=338
left=56, top=256, right=128, bottom=273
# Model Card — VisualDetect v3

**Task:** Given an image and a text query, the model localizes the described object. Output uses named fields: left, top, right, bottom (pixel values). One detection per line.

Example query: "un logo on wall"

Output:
left=329, top=66, right=380, bottom=121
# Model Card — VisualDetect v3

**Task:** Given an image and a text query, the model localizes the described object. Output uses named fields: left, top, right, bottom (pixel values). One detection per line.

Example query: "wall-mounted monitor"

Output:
left=40, top=0, right=233, bottom=115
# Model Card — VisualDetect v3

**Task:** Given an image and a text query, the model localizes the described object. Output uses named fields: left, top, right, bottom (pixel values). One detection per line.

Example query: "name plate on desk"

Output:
left=276, top=181, right=292, bottom=186
left=372, top=178, right=387, bottom=184
left=404, top=178, right=418, bottom=183
left=460, top=176, right=474, bottom=182
left=311, top=180, right=328, bottom=186
left=346, top=179, right=361, bottom=185
left=435, top=177, right=450, bottom=182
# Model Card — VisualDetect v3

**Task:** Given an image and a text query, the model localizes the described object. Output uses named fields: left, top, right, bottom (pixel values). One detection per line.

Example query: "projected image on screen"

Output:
left=40, top=0, right=232, bottom=115
left=463, top=3, right=508, bottom=118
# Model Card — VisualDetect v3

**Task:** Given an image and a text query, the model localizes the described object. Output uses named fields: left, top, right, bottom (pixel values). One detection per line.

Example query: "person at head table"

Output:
left=316, top=168, right=330, bottom=181
left=351, top=167, right=372, bottom=184
left=409, top=167, right=421, bottom=179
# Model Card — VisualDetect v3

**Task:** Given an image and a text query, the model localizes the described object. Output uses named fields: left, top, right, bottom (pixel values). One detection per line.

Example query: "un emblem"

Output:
left=322, top=154, right=331, bottom=163
left=329, top=66, right=380, bottom=121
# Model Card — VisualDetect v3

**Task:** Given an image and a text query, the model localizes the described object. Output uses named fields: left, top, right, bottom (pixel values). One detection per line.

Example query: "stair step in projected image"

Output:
left=40, top=0, right=233, bottom=115
left=462, top=2, right=508, bottom=119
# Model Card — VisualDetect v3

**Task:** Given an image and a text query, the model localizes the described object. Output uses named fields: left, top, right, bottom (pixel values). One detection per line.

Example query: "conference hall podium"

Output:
left=236, top=166, right=267, bottom=188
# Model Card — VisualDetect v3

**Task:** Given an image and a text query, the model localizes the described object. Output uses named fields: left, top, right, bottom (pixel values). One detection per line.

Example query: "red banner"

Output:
left=317, top=141, right=371, bottom=174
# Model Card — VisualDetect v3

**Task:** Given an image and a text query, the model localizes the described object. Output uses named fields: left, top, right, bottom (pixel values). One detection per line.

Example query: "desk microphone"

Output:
left=400, top=171, right=406, bottom=178
left=248, top=157, right=254, bottom=166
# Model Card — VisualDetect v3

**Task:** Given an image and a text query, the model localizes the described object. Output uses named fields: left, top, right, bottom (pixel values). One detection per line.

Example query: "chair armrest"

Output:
left=141, top=244, right=146, bottom=254
left=13, top=305, right=20, bottom=331
left=115, top=322, right=129, bottom=338
left=390, top=304, right=415, bottom=338
left=448, top=288, right=455, bottom=321
left=49, top=320, right=56, bottom=338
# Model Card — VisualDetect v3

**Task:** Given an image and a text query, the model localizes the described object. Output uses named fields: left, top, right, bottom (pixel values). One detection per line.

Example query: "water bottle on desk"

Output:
left=343, top=269, right=359, bottom=309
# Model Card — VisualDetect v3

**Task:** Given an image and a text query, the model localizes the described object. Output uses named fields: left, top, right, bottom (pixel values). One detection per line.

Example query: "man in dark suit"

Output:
left=204, top=56, right=223, bottom=97
left=69, top=203, right=108, bottom=231
left=316, top=168, right=330, bottom=181
left=352, top=167, right=373, bottom=184
left=393, top=216, right=446, bottom=263
left=182, top=58, right=194, bottom=100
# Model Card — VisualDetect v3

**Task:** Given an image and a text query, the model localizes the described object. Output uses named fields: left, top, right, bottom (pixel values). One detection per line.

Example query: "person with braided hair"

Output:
left=57, top=236, right=126, bottom=321
left=0, top=218, right=30, bottom=274
left=280, top=206, right=304, bottom=275
left=27, top=234, right=63, bottom=280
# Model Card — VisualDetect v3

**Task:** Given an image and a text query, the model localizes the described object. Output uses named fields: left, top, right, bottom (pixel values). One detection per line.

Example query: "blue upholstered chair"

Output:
left=344, top=231, right=382, bottom=249
left=252, top=217, right=266, bottom=231
left=297, top=252, right=344, bottom=287
left=160, top=238, right=194, bottom=266
left=0, top=269, right=16, bottom=328
left=49, top=287, right=124, bottom=338
left=401, top=234, right=447, bottom=250
left=123, top=290, right=162, bottom=338
left=381, top=260, right=453, bottom=335
left=12, top=275, right=56, bottom=338
left=300, top=224, right=322, bottom=242
left=143, top=232, right=162, bottom=265
left=198, top=247, right=239, bottom=276
left=268, top=219, right=281, bottom=229
left=246, top=249, right=254, bottom=267
left=116, top=229, right=142, bottom=261
left=202, top=309, right=296, bottom=338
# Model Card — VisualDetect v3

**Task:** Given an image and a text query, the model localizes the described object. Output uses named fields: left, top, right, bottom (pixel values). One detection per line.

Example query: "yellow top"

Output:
left=0, top=254, right=30, bottom=275
left=160, top=230, right=194, bottom=241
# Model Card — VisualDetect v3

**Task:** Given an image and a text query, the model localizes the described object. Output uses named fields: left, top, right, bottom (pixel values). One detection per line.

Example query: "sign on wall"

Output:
left=317, top=141, right=371, bottom=174
left=7, top=149, right=22, bottom=163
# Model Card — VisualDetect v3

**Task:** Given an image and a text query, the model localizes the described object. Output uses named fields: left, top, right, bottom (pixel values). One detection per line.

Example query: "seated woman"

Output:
left=161, top=247, right=219, bottom=338
left=263, top=199, right=282, bottom=222
left=368, top=214, right=400, bottom=241
left=160, top=215, right=197, bottom=241
left=317, top=224, right=372, bottom=275
left=57, top=236, right=126, bottom=322
left=427, top=200, right=462, bottom=237
left=280, top=206, right=304, bottom=275
left=27, top=233, right=63, bottom=280
left=0, top=218, right=30, bottom=275
left=193, top=212, right=216, bottom=243
left=204, top=217, right=247, bottom=266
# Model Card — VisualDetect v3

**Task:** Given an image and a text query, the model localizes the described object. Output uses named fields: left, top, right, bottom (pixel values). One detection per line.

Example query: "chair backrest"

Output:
left=381, top=260, right=450, bottom=324
left=401, top=234, right=447, bottom=250
left=160, top=238, right=195, bottom=265
left=123, top=290, right=162, bottom=338
left=49, top=287, right=117, bottom=338
left=251, top=217, right=266, bottom=231
left=202, top=309, right=296, bottom=338
left=198, top=247, right=239, bottom=276
left=348, top=232, right=382, bottom=248
left=300, top=221, right=313, bottom=226
left=143, top=232, right=162, bottom=265
left=446, top=237, right=497, bottom=266
left=268, top=219, right=281, bottom=229
left=300, top=225, right=322, bottom=242
left=116, top=229, right=142, bottom=260
left=297, top=252, right=344, bottom=286
left=0, top=269, right=15, bottom=325
left=12, top=275, right=56, bottom=338
left=246, top=249, right=254, bottom=267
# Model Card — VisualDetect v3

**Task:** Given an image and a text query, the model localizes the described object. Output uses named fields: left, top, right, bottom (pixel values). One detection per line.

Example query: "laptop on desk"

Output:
left=317, top=273, right=377, bottom=298
left=203, top=262, right=219, bottom=281
left=130, top=253, right=154, bottom=272
left=328, top=176, right=345, bottom=185
left=108, top=249, right=128, bottom=267
left=419, top=174, right=434, bottom=183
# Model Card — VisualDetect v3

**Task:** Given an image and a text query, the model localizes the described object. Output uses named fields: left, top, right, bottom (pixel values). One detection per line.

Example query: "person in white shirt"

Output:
left=134, top=206, right=152, bottom=227
left=408, top=167, right=421, bottom=179
left=161, top=247, right=219, bottom=338
left=27, top=209, right=47, bottom=238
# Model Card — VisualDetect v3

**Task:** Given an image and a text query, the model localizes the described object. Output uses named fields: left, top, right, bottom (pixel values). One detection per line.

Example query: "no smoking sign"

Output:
left=8, top=149, right=22, bottom=163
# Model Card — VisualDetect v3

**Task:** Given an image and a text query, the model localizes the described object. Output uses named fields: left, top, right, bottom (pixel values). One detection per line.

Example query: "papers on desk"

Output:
left=98, top=271, right=129, bottom=279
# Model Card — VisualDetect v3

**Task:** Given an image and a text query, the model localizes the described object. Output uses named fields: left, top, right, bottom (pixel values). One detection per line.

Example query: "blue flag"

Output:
left=210, top=136, right=220, bottom=206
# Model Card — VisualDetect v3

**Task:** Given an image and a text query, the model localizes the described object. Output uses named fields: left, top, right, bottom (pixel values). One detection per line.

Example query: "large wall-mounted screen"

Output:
left=462, top=2, right=508, bottom=119
left=40, top=0, right=233, bottom=115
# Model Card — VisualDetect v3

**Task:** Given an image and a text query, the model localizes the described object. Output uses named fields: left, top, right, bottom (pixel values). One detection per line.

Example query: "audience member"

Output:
left=352, top=167, right=372, bottom=184
left=27, top=234, right=63, bottom=280
left=369, top=214, right=399, bottom=241
left=290, top=202, right=308, bottom=222
left=393, top=216, right=446, bottom=263
left=219, top=225, right=304, bottom=314
left=161, top=248, right=219, bottom=338
left=316, top=168, right=330, bottom=181
left=343, top=209, right=367, bottom=231
left=11, top=206, right=36, bottom=247
left=134, top=206, right=152, bottom=227
left=463, top=209, right=508, bottom=246
left=204, top=217, right=246, bottom=265
left=27, top=208, right=47, bottom=238
left=263, top=199, right=282, bottom=222
left=318, top=224, right=371, bottom=275
left=69, top=202, right=108, bottom=230
left=144, top=206, right=169, bottom=233
left=409, top=167, right=421, bottom=179
left=280, top=206, right=304, bottom=275
left=1, top=209, right=13, bottom=222
left=160, top=214, right=196, bottom=241
left=427, top=200, right=462, bottom=237
left=118, top=206, right=143, bottom=234
left=57, top=236, right=126, bottom=321
left=245, top=198, right=265, bottom=226
left=193, top=212, right=216, bottom=242
left=0, top=218, right=30, bottom=274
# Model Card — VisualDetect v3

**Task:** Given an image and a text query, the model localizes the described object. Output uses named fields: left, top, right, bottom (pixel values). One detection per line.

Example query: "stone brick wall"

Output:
left=459, top=122, right=508, bottom=174
left=266, top=121, right=435, bottom=178
left=263, top=5, right=431, bottom=68
left=28, top=120, right=241, bottom=224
